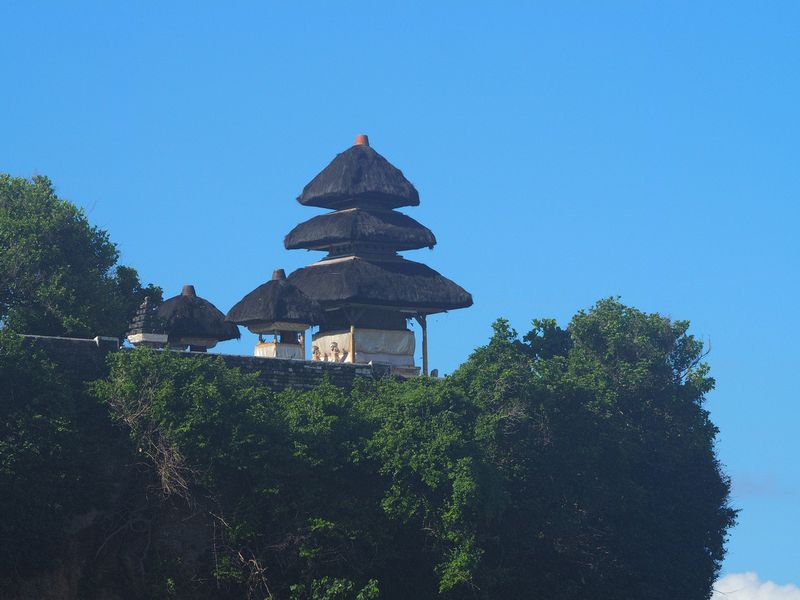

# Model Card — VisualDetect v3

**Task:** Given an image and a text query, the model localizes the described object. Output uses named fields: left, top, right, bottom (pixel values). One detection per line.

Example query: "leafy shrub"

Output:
left=0, top=174, right=161, bottom=338
left=87, top=299, right=735, bottom=599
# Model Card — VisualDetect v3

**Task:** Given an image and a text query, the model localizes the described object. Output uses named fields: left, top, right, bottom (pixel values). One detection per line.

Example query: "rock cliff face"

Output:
left=6, top=484, right=215, bottom=600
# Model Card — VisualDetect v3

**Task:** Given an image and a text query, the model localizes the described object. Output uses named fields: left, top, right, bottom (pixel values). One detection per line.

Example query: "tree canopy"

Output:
left=0, top=174, right=161, bottom=338
left=0, top=172, right=734, bottom=598
left=448, top=300, right=736, bottom=598
left=81, top=299, right=735, bottom=599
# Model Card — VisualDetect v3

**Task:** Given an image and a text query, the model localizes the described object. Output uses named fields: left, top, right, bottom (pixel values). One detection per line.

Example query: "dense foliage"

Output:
left=0, top=173, right=734, bottom=597
left=449, top=301, right=736, bottom=598
left=84, top=299, right=734, bottom=600
left=0, top=174, right=161, bottom=338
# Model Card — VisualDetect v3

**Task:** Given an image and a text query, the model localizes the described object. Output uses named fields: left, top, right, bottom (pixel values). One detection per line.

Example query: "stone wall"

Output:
left=20, top=335, right=121, bottom=386
left=20, top=335, right=390, bottom=391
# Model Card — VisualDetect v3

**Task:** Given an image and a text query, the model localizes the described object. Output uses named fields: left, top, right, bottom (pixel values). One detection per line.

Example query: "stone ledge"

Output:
left=19, top=335, right=385, bottom=392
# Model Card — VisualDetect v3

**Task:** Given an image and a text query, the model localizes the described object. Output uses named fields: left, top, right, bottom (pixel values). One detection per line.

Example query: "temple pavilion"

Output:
left=282, top=134, right=472, bottom=376
left=127, top=284, right=240, bottom=352
left=226, top=268, right=325, bottom=359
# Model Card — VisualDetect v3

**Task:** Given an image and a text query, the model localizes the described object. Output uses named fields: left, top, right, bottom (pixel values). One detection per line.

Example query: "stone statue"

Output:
left=330, top=341, right=341, bottom=363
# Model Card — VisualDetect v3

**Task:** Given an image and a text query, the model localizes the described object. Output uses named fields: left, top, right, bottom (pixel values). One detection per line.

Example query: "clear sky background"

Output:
left=2, top=1, right=798, bottom=594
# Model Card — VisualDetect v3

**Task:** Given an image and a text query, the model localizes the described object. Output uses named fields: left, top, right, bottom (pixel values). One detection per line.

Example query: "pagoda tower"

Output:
left=285, top=134, right=472, bottom=376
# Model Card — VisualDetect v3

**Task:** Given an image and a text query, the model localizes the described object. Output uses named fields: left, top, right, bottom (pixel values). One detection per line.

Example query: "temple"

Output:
left=127, top=135, right=471, bottom=376
left=283, top=134, right=472, bottom=376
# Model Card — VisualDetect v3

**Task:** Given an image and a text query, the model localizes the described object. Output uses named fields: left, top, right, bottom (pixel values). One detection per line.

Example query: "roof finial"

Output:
left=181, top=284, right=196, bottom=297
left=354, top=133, right=369, bottom=146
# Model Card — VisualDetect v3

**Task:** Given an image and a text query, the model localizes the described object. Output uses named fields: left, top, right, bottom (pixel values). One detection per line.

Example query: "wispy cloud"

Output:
left=731, top=473, right=799, bottom=499
left=713, top=572, right=800, bottom=599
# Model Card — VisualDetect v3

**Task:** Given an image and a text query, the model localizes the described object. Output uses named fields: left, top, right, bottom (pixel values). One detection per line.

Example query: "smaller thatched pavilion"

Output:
left=149, top=284, right=240, bottom=352
left=226, top=269, right=325, bottom=359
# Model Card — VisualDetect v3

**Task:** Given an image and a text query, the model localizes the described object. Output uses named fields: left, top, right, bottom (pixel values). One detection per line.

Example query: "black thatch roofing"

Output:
left=127, top=296, right=164, bottom=336
left=284, top=208, right=436, bottom=251
left=157, top=285, right=240, bottom=342
left=287, top=257, right=473, bottom=313
left=297, top=136, right=420, bottom=210
left=226, top=269, right=326, bottom=327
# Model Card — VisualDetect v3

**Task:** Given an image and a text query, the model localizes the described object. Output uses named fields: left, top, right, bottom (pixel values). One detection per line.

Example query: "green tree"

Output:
left=448, top=299, right=736, bottom=599
left=89, top=299, right=735, bottom=599
left=93, top=349, right=388, bottom=599
left=0, top=174, right=161, bottom=338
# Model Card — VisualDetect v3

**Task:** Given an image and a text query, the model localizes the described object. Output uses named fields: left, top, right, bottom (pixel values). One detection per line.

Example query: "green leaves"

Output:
left=449, top=298, right=736, bottom=599
left=83, top=298, right=734, bottom=599
left=290, top=577, right=380, bottom=600
left=0, top=173, right=734, bottom=597
left=0, top=173, right=161, bottom=338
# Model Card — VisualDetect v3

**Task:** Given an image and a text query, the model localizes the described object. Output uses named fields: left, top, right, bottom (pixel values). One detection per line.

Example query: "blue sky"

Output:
left=2, top=1, right=798, bottom=591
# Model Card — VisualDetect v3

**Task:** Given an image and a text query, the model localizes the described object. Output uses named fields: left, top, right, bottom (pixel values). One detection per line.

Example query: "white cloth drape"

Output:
left=312, top=329, right=416, bottom=366
left=254, top=343, right=303, bottom=360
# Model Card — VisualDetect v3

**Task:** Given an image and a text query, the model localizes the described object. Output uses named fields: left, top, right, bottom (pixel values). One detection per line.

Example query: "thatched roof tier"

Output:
left=284, top=208, right=436, bottom=252
left=226, top=269, right=326, bottom=328
left=157, top=285, right=240, bottom=342
left=127, top=296, right=164, bottom=336
left=287, top=257, right=473, bottom=313
left=297, top=135, right=420, bottom=210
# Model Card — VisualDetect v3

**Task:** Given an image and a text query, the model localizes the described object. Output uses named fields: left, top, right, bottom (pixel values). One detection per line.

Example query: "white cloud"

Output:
left=713, top=573, right=800, bottom=600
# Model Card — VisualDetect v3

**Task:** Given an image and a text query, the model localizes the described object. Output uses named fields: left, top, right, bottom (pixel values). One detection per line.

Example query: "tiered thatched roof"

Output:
left=127, top=296, right=164, bottom=336
left=284, top=208, right=436, bottom=252
left=157, top=285, right=240, bottom=342
left=287, top=257, right=472, bottom=312
left=297, top=136, right=420, bottom=210
left=226, top=269, right=325, bottom=328
left=284, top=135, right=473, bottom=317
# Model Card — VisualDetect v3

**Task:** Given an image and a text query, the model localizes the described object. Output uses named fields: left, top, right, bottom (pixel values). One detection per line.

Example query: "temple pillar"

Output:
left=416, top=314, right=428, bottom=376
